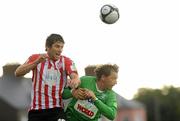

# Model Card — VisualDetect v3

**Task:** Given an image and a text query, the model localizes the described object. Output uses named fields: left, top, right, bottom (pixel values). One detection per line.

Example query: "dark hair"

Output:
left=45, top=34, right=65, bottom=50
left=95, top=64, right=119, bottom=80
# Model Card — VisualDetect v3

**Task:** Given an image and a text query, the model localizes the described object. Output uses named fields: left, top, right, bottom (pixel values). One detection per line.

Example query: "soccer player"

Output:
left=64, top=64, right=119, bottom=121
left=15, top=33, right=80, bottom=121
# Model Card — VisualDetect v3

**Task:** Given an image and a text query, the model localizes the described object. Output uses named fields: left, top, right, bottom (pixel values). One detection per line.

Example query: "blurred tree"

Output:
left=133, top=86, right=180, bottom=121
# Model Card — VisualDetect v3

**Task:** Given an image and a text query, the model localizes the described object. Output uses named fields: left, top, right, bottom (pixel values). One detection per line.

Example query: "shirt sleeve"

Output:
left=64, top=56, right=78, bottom=75
left=25, top=54, right=40, bottom=64
left=62, top=87, right=73, bottom=99
left=94, top=91, right=118, bottom=120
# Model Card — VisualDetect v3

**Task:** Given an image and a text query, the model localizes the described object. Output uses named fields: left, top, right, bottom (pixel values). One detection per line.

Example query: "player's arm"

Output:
left=15, top=62, right=38, bottom=77
left=62, top=87, right=87, bottom=100
left=94, top=93, right=117, bottom=120
left=68, top=72, right=81, bottom=89
left=86, top=90, right=117, bottom=120
left=94, top=95, right=117, bottom=120
left=62, top=87, right=73, bottom=99
left=15, top=54, right=47, bottom=77
left=64, top=57, right=81, bottom=89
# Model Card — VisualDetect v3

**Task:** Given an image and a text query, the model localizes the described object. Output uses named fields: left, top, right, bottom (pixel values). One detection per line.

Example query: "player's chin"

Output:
left=53, top=55, right=60, bottom=60
left=107, top=87, right=113, bottom=90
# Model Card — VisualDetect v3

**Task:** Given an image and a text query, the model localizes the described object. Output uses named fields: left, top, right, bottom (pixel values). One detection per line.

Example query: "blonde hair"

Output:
left=95, top=64, right=119, bottom=80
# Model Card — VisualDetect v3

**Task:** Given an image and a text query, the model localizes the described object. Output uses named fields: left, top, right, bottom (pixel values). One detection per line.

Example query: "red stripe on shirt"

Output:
left=48, top=59, right=52, bottom=69
left=52, top=86, right=56, bottom=107
left=38, top=62, right=45, bottom=110
left=45, top=84, right=49, bottom=109
left=59, top=58, right=64, bottom=107
left=53, top=61, right=57, bottom=70
left=59, top=73, right=63, bottom=107
left=32, top=69, right=37, bottom=109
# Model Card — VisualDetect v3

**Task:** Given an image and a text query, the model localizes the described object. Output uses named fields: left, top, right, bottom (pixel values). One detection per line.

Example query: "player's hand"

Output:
left=68, top=79, right=80, bottom=89
left=84, top=89, right=96, bottom=101
left=35, top=54, right=48, bottom=64
left=72, top=88, right=87, bottom=100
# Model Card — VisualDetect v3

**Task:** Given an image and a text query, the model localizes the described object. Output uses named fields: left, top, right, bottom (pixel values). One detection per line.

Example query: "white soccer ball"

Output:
left=100, top=4, right=120, bottom=24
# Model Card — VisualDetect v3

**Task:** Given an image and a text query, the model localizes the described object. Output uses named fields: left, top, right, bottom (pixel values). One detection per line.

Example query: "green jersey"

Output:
left=64, top=76, right=117, bottom=121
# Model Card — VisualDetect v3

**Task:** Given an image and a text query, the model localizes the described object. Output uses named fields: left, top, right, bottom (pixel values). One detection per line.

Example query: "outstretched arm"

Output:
left=15, top=54, right=48, bottom=77
left=15, top=61, right=38, bottom=77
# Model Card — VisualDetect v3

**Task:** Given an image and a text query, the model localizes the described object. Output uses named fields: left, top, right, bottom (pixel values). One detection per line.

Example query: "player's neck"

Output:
left=96, top=81, right=104, bottom=91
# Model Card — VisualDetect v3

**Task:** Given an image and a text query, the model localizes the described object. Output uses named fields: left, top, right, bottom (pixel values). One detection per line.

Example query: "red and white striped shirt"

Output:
left=26, top=54, right=77, bottom=110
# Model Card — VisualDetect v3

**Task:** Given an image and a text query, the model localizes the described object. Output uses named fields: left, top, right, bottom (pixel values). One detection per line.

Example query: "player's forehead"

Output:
left=53, top=41, right=63, bottom=44
left=46, top=42, right=64, bottom=50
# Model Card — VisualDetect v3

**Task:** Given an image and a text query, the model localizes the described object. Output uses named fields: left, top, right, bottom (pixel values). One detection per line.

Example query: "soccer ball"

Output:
left=100, top=4, right=120, bottom=24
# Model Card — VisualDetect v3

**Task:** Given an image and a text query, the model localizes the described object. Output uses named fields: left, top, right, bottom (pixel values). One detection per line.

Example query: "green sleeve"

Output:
left=94, top=92, right=117, bottom=120
left=62, top=88, right=73, bottom=99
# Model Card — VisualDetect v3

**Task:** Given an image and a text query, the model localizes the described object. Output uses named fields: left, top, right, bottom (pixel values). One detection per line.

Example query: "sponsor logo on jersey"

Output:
left=74, top=100, right=98, bottom=119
